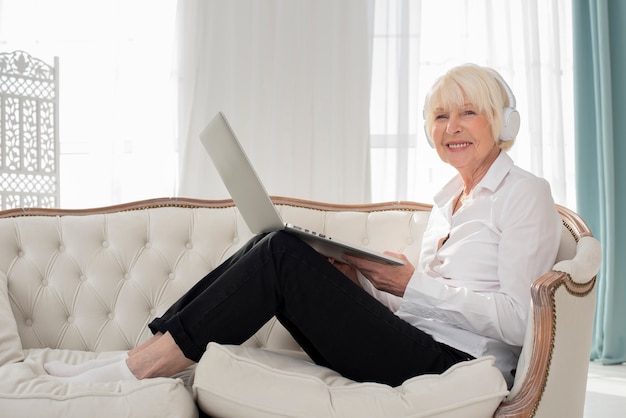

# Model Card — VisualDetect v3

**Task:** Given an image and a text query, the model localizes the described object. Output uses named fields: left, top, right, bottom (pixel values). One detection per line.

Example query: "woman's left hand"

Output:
left=328, top=257, right=360, bottom=286
left=342, top=252, right=414, bottom=297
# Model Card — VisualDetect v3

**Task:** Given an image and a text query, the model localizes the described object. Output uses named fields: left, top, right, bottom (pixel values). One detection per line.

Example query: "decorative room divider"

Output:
left=0, top=50, right=59, bottom=209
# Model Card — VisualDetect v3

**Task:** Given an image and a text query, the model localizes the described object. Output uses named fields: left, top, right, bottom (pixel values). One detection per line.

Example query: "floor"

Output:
left=584, top=361, right=626, bottom=417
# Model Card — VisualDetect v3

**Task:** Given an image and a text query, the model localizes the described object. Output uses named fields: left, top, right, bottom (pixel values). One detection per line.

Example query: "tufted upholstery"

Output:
left=2, top=205, right=253, bottom=352
left=1, top=198, right=428, bottom=353
left=0, top=197, right=600, bottom=418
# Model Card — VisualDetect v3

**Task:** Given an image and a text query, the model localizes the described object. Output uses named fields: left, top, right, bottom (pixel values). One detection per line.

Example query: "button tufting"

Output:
left=18, top=250, right=24, bottom=257
left=107, top=313, right=115, bottom=320
left=80, top=274, right=87, bottom=282
left=169, top=273, right=175, bottom=280
left=67, top=316, right=74, bottom=323
left=232, top=236, right=240, bottom=243
left=362, top=238, right=370, bottom=246
left=145, top=242, right=152, bottom=249
left=102, top=241, right=109, bottom=248
left=186, top=242, right=193, bottom=249
left=124, top=273, right=131, bottom=280
left=25, top=319, right=33, bottom=326
left=149, top=308, right=156, bottom=316
left=58, top=245, right=65, bottom=252
left=41, top=279, right=49, bottom=287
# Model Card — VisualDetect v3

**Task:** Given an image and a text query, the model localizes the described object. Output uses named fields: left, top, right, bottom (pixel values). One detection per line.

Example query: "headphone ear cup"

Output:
left=500, top=107, right=520, bottom=140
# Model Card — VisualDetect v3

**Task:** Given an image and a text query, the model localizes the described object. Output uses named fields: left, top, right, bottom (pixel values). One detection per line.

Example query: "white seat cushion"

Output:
left=194, top=343, right=509, bottom=418
left=0, top=349, right=198, bottom=418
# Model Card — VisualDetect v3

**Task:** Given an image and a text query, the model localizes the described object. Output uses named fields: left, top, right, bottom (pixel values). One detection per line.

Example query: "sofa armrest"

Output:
left=495, top=233, right=599, bottom=417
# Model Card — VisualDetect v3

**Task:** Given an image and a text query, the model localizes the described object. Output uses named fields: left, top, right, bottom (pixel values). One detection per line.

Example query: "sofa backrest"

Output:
left=0, top=198, right=431, bottom=352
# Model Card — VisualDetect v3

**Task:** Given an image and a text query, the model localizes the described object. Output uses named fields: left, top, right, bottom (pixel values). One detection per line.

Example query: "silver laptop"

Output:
left=199, top=112, right=405, bottom=266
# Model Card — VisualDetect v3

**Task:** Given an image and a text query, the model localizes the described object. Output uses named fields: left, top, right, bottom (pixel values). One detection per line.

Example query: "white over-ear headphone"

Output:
left=423, top=72, right=520, bottom=148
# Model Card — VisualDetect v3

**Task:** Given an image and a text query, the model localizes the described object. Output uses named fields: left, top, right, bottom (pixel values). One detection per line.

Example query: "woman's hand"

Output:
left=342, top=252, right=414, bottom=297
left=328, top=258, right=360, bottom=286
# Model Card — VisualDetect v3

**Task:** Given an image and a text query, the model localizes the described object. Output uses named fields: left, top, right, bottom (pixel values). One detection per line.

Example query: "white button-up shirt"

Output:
left=395, top=152, right=561, bottom=386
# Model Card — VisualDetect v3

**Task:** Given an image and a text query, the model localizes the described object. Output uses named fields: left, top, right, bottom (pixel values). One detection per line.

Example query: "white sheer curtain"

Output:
left=369, top=0, right=575, bottom=208
left=0, top=0, right=178, bottom=208
left=176, top=0, right=372, bottom=203
left=1, top=0, right=574, bottom=209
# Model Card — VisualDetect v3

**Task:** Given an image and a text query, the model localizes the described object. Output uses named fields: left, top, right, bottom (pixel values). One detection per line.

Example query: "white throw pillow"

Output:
left=194, top=343, right=509, bottom=418
left=0, top=271, right=24, bottom=365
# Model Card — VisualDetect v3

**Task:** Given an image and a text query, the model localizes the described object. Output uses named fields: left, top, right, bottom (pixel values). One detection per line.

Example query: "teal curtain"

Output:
left=573, top=0, right=626, bottom=364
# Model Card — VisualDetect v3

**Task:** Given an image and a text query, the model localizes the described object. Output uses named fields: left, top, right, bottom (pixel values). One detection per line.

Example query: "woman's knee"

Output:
left=266, top=230, right=299, bottom=246
left=264, top=231, right=322, bottom=261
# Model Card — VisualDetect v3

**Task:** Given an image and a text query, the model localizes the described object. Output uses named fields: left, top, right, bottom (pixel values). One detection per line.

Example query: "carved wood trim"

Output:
left=0, top=196, right=433, bottom=218
left=494, top=271, right=565, bottom=418
left=556, top=204, right=593, bottom=241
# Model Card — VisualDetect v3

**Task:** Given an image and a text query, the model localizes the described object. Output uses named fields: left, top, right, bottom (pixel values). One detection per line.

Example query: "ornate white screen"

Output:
left=0, top=50, right=59, bottom=209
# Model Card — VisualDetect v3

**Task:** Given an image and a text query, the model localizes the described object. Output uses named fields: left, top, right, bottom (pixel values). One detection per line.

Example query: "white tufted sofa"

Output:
left=0, top=197, right=600, bottom=417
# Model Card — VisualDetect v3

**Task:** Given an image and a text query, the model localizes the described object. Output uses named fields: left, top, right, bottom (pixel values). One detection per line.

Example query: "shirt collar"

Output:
left=433, top=151, right=514, bottom=206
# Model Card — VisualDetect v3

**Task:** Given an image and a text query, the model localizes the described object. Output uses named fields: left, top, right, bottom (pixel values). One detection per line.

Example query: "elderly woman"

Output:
left=45, top=64, right=561, bottom=389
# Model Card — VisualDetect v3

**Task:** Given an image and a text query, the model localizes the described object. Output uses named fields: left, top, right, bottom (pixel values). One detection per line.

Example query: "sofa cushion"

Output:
left=0, top=271, right=23, bottom=366
left=194, top=343, right=509, bottom=418
left=0, top=348, right=198, bottom=418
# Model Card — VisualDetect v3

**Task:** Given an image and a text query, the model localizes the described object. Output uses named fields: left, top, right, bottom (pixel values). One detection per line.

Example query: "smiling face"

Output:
left=430, top=101, right=500, bottom=175
left=423, top=64, right=511, bottom=185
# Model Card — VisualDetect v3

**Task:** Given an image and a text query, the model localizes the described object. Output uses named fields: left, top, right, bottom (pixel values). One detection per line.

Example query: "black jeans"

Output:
left=149, top=231, right=472, bottom=386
